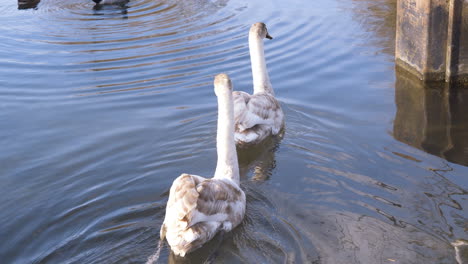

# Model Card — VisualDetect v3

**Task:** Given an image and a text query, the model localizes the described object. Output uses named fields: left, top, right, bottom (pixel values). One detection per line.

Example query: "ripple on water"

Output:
left=274, top=96, right=461, bottom=263
left=0, top=0, right=244, bottom=107
left=1, top=0, right=466, bottom=263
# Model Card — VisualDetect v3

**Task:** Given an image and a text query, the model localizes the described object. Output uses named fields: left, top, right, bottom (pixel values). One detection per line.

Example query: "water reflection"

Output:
left=348, top=0, right=397, bottom=55
left=93, top=2, right=129, bottom=17
left=393, top=67, right=468, bottom=166
left=237, top=137, right=281, bottom=182
left=18, top=0, right=40, bottom=9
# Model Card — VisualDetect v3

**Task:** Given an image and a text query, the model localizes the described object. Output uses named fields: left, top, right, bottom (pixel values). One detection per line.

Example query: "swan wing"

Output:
left=161, top=175, right=245, bottom=256
left=233, top=91, right=250, bottom=127
left=233, top=92, right=283, bottom=133
left=161, top=174, right=201, bottom=237
left=192, top=179, right=245, bottom=229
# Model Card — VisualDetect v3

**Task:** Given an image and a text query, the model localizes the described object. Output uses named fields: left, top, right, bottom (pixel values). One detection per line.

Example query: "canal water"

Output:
left=1, top=0, right=467, bottom=263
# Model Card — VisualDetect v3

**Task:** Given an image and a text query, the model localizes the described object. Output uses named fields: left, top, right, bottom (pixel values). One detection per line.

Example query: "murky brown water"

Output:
left=1, top=0, right=467, bottom=263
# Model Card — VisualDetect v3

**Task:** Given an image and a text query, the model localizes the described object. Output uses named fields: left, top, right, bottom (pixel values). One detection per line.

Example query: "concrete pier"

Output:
left=396, top=0, right=468, bottom=84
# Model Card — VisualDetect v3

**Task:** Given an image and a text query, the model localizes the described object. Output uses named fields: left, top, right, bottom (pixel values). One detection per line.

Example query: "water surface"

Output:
left=1, top=0, right=467, bottom=263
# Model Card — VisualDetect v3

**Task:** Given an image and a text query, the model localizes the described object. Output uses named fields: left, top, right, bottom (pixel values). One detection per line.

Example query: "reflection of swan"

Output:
left=234, top=23, right=284, bottom=145
left=237, top=137, right=280, bottom=181
left=160, top=74, right=246, bottom=257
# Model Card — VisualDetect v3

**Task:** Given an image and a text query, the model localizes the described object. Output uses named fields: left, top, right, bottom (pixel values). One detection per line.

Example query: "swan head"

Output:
left=214, top=73, right=233, bottom=97
left=250, top=22, right=273, bottom=40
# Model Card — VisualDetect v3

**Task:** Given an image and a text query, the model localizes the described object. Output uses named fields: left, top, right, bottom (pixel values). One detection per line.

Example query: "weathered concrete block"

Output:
left=396, top=0, right=468, bottom=84
left=446, top=0, right=468, bottom=83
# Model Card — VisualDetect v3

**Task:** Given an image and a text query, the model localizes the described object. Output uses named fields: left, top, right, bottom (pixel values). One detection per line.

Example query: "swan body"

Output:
left=160, top=74, right=246, bottom=257
left=234, top=22, right=284, bottom=145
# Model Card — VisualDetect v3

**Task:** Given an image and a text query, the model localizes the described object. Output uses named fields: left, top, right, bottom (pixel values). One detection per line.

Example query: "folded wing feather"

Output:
left=161, top=173, right=245, bottom=256
left=233, top=91, right=283, bottom=140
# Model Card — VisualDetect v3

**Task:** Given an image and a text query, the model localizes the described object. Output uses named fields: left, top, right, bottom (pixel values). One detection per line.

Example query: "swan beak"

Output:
left=266, top=33, right=273, bottom=40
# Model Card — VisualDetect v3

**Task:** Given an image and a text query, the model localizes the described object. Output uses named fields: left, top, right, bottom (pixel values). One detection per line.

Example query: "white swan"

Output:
left=234, top=22, right=284, bottom=145
left=160, top=74, right=246, bottom=257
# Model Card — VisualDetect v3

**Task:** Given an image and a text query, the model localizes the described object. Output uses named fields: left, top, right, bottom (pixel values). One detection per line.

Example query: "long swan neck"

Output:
left=249, top=33, right=273, bottom=95
left=214, top=91, right=240, bottom=184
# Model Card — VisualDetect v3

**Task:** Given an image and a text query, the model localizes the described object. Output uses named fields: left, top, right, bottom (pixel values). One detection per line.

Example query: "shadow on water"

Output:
left=393, top=67, right=468, bottom=167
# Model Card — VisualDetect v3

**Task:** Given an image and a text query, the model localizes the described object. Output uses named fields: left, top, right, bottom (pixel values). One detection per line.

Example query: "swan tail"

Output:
left=146, top=238, right=164, bottom=264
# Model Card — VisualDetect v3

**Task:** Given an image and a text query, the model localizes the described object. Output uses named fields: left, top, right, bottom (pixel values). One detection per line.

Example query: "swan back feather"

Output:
left=161, top=174, right=245, bottom=256
left=234, top=91, right=284, bottom=144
